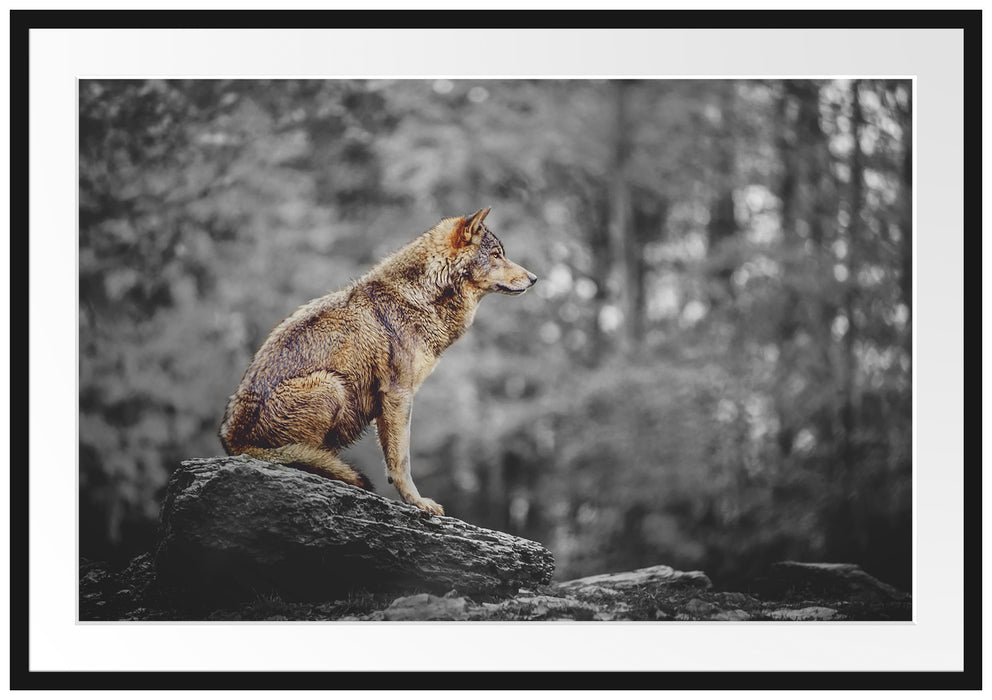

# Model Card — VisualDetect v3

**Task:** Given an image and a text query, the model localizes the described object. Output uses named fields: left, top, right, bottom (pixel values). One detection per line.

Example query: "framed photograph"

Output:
left=10, top=6, right=979, bottom=691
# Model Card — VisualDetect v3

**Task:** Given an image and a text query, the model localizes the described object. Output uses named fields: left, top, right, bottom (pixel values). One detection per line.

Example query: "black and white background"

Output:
left=79, top=76, right=913, bottom=594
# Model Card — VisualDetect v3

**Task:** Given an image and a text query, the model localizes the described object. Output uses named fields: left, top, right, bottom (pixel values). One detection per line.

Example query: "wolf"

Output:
left=219, top=208, right=537, bottom=515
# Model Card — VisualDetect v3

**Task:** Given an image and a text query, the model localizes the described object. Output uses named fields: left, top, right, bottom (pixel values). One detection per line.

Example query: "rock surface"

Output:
left=760, top=561, right=911, bottom=603
left=80, top=455, right=912, bottom=622
left=81, top=555, right=911, bottom=622
left=154, top=456, right=555, bottom=602
left=555, top=563, right=712, bottom=594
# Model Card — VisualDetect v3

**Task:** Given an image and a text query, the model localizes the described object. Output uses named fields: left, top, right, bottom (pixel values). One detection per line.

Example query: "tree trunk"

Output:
left=708, top=85, right=739, bottom=306
left=608, top=80, right=639, bottom=356
left=896, top=83, right=913, bottom=367
left=837, top=80, right=866, bottom=555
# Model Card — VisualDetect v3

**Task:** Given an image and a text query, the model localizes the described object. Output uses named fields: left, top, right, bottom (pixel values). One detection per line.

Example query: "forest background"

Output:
left=79, top=78, right=913, bottom=591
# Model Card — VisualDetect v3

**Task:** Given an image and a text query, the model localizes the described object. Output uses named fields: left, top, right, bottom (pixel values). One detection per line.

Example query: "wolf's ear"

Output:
left=454, top=207, right=491, bottom=247
left=467, top=207, right=491, bottom=232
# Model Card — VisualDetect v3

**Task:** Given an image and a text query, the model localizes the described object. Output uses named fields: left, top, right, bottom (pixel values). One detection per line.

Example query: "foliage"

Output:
left=79, top=79, right=912, bottom=590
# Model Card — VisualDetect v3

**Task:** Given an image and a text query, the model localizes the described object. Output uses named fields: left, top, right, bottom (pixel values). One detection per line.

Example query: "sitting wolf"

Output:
left=219, top=208, right=537, bottom=515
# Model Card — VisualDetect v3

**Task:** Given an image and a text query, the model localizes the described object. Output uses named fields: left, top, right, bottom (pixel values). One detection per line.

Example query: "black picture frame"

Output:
left=9, top=8, right=981, bottom=691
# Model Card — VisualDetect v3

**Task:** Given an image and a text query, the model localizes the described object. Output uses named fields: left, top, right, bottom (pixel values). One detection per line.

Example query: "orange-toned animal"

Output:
left=219, top=208, right=537, bottom=515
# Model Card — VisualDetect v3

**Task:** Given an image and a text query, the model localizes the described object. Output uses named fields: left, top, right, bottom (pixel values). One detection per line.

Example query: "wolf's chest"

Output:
left=408, top=348, right=440, bottom=391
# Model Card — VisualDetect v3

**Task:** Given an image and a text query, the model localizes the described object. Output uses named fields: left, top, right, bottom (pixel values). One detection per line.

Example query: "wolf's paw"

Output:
left=413, top=497, right=444, bottom=517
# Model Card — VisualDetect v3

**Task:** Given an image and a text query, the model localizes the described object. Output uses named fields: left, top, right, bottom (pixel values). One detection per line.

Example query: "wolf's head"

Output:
left=447, top=208, right=538, bottom=296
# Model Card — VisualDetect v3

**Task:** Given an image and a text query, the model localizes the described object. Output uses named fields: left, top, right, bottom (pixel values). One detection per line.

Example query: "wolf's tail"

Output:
left=239, top=443, right=375, bottom=492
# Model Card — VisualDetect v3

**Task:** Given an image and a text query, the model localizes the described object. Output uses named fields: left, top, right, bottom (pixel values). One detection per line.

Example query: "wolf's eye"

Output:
left=491, top=250, right=502, bottom=259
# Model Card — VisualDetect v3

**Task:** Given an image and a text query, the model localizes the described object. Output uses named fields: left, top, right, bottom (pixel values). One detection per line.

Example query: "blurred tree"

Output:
left=607, top=80, right=638, bottom=355
left=706, top=84, right=740, bottom=308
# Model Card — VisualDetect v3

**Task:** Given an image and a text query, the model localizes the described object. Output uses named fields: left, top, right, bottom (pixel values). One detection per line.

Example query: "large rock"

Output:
left=556, top=563, right=712, bottom=595
left=154, top=456, right=555, bottom=602
left=755, top=561, right=911, bottom=603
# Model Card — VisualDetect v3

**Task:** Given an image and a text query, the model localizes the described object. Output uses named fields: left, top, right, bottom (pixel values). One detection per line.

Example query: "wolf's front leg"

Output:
left=376, top=392, right=444, bottom=516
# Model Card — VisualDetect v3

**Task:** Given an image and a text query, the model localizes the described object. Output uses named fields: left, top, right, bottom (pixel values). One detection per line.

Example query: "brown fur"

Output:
left=219, top=208, right=537, bottom=515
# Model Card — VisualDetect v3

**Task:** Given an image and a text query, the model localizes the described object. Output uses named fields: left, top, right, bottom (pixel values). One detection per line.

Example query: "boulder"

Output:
left=154, top=456, right=555, bottom=602
left=755, top=561, right=911, bottom=603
